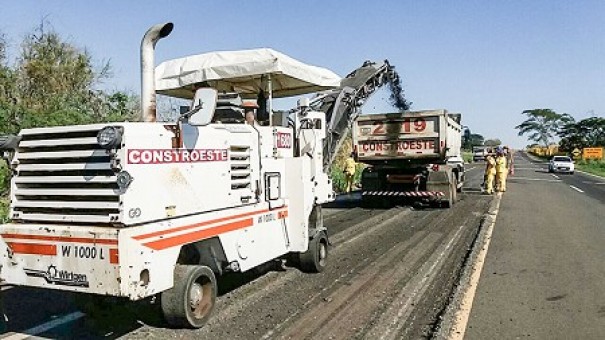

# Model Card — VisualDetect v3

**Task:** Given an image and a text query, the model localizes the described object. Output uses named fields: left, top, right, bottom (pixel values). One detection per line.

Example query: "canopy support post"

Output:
left=267, top=74, right=273, bottom=125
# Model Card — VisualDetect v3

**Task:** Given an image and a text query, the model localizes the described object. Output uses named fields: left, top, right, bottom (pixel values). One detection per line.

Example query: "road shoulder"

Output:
left=432, top=193, right=502, bottom=340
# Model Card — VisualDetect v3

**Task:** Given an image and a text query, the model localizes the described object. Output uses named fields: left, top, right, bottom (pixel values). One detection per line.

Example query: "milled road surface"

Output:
left=1, top=168, right=491, bottom=339
left=463, top=152, right=605, bottom=339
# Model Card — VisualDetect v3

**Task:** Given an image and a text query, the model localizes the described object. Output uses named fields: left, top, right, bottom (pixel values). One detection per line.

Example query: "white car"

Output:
left=548, top=156, right=575, bottom=174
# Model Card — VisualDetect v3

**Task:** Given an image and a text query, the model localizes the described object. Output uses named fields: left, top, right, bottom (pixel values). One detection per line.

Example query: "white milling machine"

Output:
left=0, top=23, right=409, bottom=328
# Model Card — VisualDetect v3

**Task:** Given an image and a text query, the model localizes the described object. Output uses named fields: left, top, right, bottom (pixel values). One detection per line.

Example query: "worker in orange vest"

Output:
left=344, top=153, right=357, bottom=193
left=484, top=153, right=496, bottom=194
left=243, top=101, right=259, bottom=125
left=495, top=147, right=508, bottom=192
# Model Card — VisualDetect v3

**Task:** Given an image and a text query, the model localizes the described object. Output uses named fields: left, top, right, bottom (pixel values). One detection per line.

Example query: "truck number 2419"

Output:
left=372, top=117, right=426, bottom=135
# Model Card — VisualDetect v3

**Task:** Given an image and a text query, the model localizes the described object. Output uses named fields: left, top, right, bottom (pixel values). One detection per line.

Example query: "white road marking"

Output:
left=508, top=177, right=561, bottom=182
left=551, top=174, right=560, bottom=179
left=569, top=185, right=585, bottom=193
left=2, top=311, right=85, bottom=340
left=0, top=285, right=13, bottom=292
left=449, top=193, right=502, bottom=340
left=580, top=181, right=604, bottom=185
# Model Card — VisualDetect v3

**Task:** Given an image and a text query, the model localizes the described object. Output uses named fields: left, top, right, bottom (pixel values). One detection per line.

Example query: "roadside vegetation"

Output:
left=330, top=134, right=365, bottom=193
left=0, top=22, right=139, bottom=221
left=517, top=109, right=605, bottom=154
left=574, top=159, right=605, bottom=178
left=0, top=163, right=8, bottom=222
left=518, top=109, right=605, bottom=178
left=462, top=151, right=473, bottom=163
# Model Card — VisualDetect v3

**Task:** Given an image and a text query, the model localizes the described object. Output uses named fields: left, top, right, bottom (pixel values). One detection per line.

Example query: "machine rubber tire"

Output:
left=570, top=171, right=574, bottom=175
left=298, top=231, right=328, bottom=273
left=161, top=265, right=217, bottom=329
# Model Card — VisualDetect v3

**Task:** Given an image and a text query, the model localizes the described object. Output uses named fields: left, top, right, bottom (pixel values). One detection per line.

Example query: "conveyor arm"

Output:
left=309, top=60, right=411, bottom=172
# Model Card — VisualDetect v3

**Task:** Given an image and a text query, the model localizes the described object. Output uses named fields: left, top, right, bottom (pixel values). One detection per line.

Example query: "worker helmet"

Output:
left=242, top=101, right=259, bottom=109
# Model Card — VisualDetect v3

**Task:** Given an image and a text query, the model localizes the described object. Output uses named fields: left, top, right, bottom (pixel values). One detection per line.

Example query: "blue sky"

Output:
left=1, top=1, right=604, bottom=147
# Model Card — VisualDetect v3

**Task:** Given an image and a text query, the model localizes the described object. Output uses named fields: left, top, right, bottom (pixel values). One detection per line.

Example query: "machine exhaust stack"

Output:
left=140, top=22, right=174, bottom=122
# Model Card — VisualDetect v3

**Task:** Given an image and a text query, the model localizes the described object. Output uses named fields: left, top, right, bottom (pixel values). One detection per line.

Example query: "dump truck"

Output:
left=353, top=110, right=465, bottom=207
left=0, top=23, right=409, bottom=328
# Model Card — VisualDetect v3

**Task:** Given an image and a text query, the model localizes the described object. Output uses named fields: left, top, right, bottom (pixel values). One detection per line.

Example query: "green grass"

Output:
left=0, top=163, right=8, bottom=223
left=331, top=164, right=364, bottom=193
left=575, top=159, right=605, bottom=178
left=0, top=197, right=8, bottom=223
left=462, top=152, right=473, bottom=163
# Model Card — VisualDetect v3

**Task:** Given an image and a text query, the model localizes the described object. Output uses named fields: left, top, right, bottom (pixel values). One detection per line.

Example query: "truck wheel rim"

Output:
left=190, top=277, right=213, bottom=319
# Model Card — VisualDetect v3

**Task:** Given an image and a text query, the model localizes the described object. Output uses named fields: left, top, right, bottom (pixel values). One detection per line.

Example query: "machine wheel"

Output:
left=298, top=230, right=329, bottom=273
left=161, top=265, right=217, bottom=328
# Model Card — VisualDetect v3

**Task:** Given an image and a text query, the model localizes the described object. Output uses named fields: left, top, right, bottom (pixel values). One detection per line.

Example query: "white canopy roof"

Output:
left=155, top=48, right=342, bottom=99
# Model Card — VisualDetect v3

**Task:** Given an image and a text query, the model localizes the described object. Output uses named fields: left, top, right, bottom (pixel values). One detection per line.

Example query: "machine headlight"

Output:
left=116, top=171, right=133, bottom=189
left=97, top=127, right=122, bottom=149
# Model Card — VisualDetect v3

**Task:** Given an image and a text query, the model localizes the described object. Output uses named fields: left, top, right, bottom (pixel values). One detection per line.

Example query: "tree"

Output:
left=516, top=109, right=572, bottom=146
left=558, top=117, right=605, bottom=151
left=16, top=22, right=110, bottom=110
left=0, top=22, right=137, bottom=135
left=469, top=133, right=485, bottom=147
left=484, top=139, right=502, bottom=147
left=462, top=132, right=485, bottom=151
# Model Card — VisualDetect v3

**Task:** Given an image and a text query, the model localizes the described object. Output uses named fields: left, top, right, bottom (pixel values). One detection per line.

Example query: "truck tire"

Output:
left=298, top=230, right=328, bottom=273
left=452, top=177, right=458, bottom=203
left=361, top=195, right=374, bottom=208
left=442, top=177, right=457, bottom=208
left=161, top=265, right=217, bottom=329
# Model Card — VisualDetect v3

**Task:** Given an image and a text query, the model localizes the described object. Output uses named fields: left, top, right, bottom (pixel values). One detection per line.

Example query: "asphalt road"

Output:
left=464, top=152, right=605, bottom=339
left=0, top=167, right=492, bottom=340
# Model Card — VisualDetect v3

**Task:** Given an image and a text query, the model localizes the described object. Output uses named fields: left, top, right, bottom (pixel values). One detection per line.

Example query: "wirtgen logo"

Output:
left=24, top=265, right=89, bottom=287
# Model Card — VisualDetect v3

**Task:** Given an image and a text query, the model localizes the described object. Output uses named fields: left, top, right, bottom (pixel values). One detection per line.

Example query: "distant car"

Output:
left=549, top=156, right=575, bottom=174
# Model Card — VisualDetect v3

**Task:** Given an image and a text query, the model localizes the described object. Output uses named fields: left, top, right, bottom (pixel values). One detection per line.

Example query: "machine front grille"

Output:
left=230, top=145, right=251, bottom=190
left=11, top=125, right=121, bottom=224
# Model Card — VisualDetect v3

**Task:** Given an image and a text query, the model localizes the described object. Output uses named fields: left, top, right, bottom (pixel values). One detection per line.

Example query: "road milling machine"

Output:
left=0, top=23, right=408, bottom=328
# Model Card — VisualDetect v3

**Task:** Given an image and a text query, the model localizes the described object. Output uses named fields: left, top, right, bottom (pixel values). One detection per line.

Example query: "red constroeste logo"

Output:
left=128, top=149, right=228, bottom=164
